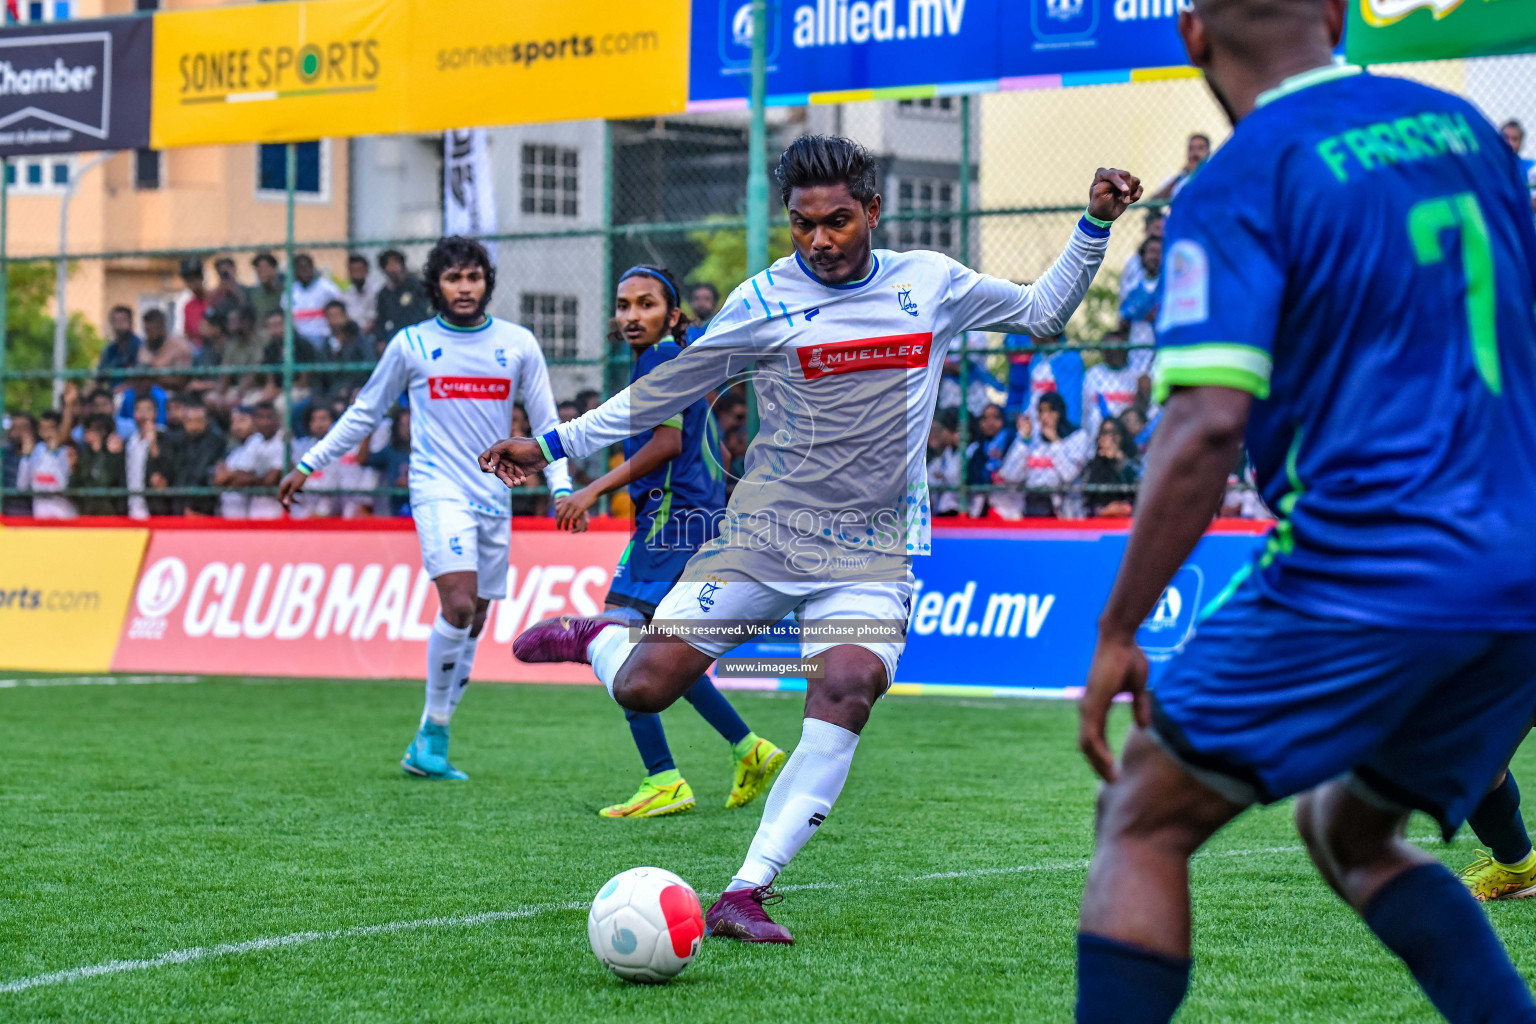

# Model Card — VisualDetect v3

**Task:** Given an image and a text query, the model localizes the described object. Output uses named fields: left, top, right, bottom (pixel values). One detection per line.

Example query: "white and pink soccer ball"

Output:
left=587, top=867, right=705, bottom=983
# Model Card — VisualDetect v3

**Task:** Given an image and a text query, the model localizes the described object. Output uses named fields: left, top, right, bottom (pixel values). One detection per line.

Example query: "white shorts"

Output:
left=413, top=499, right=511, bottom=599
left=650, top=569, right=913, bottom=689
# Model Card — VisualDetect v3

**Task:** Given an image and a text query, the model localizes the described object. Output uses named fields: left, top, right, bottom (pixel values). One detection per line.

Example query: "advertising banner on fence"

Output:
left=112, top=527, right=628, bottom=683
left=0, top=14, right=151, bottom=157
left=1347, top=0, right=1536, bottom=64
left=151, top=0, right=688, bottom=148
left=733, top=526, right=1266, bottom=696
left=0, top=526, right=148, bottom=672
left=688, top=0, right=1192, bottom=106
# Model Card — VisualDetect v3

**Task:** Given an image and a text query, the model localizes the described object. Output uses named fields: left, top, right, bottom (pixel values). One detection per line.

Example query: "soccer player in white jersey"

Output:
left=279, top=236, right=574, bottom=779
left=483, top=137, right=1140, bottom=943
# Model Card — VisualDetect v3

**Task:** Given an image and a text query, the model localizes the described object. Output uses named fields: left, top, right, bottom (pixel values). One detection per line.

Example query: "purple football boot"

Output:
left=705, top=886, right=794, bottom=944
left=511, top=612, right=630, bottom=664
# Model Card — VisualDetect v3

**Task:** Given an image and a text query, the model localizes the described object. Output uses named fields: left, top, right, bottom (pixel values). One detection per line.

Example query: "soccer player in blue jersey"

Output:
left=553, top=265, right=785, bottom=817
left=1074, top=1, right=1536, bottom=1021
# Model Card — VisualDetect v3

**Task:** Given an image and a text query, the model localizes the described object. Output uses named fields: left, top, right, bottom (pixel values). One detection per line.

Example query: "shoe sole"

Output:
left=600, top=797, right=696, bottom=818
left=400, top=758, right=468, bottom=781
left=726, top=748, right=788, bottom=809
left=704, top=922, right=793, bottom=944
left=1491, top=883, right=1536, bottom=900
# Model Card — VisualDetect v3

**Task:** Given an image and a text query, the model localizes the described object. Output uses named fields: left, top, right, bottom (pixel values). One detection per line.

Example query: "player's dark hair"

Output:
left=616, top=265, right=691, bottom=345
left=775, top=135, right=878, bottom=207
left=423, top=236, right=496, bottom=315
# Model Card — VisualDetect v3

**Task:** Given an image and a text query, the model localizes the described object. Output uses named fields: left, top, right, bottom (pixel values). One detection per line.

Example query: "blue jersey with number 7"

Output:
left=1152, top=64, right=1536, bottom=630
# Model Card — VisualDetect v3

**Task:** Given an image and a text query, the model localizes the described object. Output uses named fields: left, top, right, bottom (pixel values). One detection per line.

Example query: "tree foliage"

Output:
left=3, top=260, right=101, bottom=413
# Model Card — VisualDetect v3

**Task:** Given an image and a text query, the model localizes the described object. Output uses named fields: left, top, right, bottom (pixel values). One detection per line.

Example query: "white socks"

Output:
left=587, top=622, right=635, bottom=700
left=447, top=631, right=480, bottom=718
left=727, top=718, right=860, bottom=890
left=423, top=614, right=471, bottom=726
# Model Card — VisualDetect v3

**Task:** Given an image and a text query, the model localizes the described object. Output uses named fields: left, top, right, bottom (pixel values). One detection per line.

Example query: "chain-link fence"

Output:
left=1, top=53, right=1533, bottom=521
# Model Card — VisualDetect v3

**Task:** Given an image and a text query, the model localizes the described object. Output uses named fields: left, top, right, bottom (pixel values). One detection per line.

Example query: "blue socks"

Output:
left=681, top=675, right=752, bottom=747
left=1363, top=862, right=1536, bottom=1023
left=625, top=676, right=751, bottom=776
left=1467, top=771, right=1533, bottom=866
left=624, top=709, right=676, bottom=776
left=1076, top=933, right=1190, bottom=1024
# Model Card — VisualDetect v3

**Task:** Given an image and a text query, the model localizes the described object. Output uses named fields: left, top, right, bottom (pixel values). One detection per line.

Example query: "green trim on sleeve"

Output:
left=297, top=462, right=313, bottom=476
left=1083, top=210, right=1115, bottom=229
left=660, top=415, right=684, bottom=430
left=1152, top=344, right=1273, bottom=404
left=535, top=434, right=555, bottom=464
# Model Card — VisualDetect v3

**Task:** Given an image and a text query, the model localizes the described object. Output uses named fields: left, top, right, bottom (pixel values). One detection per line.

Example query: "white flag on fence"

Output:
left=443, top=128, right=498, bottom=263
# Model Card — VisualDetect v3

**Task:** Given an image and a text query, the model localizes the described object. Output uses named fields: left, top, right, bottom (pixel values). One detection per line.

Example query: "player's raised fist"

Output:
left=478, top=436, right=548, bottom=488
left=1087, top=168, right=1144, bottom=223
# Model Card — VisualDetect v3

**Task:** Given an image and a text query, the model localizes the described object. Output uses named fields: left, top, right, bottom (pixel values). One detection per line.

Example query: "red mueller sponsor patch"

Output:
left=796, top=332, right=933, bottom=380
left=428, top=376, right=511, bottom=400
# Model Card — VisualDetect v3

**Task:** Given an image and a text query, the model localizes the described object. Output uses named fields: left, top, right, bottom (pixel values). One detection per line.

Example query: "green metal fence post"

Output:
left=959, top=94, right=972, bottom=267
left=281, top=142, right=297, bottom=474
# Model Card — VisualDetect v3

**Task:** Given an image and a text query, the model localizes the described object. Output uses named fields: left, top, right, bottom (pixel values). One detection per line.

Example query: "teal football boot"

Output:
left=402, top=721, right=468, bottom=780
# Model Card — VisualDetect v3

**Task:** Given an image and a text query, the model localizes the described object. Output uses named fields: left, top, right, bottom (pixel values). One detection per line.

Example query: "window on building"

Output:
left=14, top=0, right=68, bottom=22
left=520, top=292, right=579, bottom=359
left=256, top=141, right=325, bottom=198
left=897, top=97, right=956, bottom=117
left=895, top=178, right=956, bottom=254
left=135, top=149, right=162, bottom=190
left=520, top=144, right=579, bottom=218
left=6, top=155, right=72, bottom=194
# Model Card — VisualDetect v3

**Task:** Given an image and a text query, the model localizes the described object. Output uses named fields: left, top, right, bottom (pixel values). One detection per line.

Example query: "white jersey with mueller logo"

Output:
left=551, top=225, right=1107, bottom=579
left=299, top=315, right=571, bottom=515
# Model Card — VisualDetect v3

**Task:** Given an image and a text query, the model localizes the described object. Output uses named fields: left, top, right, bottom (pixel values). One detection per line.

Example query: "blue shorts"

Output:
left=606, top=512, right=718, bottom=618
left=1151, top=584, right=1536, bottom=835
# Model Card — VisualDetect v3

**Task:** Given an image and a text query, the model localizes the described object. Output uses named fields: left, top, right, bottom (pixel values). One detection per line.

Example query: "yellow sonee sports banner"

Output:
left=0, top=527, right=148, bottom=673
left=151, top=0, right=689, bottom=149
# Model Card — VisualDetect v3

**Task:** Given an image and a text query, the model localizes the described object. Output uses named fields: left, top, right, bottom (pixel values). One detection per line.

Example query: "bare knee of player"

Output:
left=804, top=650, right=885, bottom=734
left=1097, top=730, right=1241, bottom=858
left=1296, top=780, right=1420, bottom=909
left=611, top=643, right=688, bottom=714
left=435, top=579, right=478, bottom=629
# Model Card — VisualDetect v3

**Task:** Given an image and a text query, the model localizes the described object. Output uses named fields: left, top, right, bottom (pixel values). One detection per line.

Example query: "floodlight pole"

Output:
left=745, top=0, right=769, bottom=441
left=54, top=150, right=113, bottom=406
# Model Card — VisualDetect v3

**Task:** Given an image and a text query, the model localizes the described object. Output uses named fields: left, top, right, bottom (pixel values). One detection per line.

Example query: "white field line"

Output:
left=0, top=837, right=1444, bottom=996
left=0, top=675, right=198, bottom=689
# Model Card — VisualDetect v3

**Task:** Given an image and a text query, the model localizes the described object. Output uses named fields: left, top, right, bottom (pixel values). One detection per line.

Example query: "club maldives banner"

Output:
left=688, top=0, right=1196, bottom=108
left=0, top=14, right=151, bottom=157
left=1347, top=0, right=1536, bottom=63
left=150, top=0, right=688, bottom=148
left=112, top=526, right=627, bottom=684
left=90, top=521, right=1271, bottom=696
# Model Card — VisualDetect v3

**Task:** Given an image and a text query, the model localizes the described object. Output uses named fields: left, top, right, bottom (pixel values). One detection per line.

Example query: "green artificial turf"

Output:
left=0, top=677, right=1531, bottom=1022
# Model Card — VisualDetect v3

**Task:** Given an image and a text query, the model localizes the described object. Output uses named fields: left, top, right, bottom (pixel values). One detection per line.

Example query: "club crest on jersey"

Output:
left=494, top=348, right=507, bottom=367
left=1362, top=0, right=1464, bottom=26
left=431, top=348, right=442, bottom=360
left=449, top=536, right=463, bottom=556
left=892, top=283, right=919, bottom=317
left=697, top=574, right=727, bottom=612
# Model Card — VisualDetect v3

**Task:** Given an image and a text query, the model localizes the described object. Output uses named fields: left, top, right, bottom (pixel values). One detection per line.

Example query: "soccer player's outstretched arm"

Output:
left=947, top=169, right=1142, bottom=337
left=278, top=336, right=411, bottom=509
left=513, top=335, right=573, bottom=496
left=481, top=298, right=753, bottom=487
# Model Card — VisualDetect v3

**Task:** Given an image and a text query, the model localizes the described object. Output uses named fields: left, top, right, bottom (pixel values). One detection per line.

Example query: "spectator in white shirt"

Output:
left=290, top=404, right=342, bottom=519
left=926, top=408, right=962, bottom=516
left=215, top=401, right=286, bottom=519
left=1120, top=236, right=1163, bottom=367
left=1082, top=335, right=1144, bottom=439
left=1119, top=210, right=1164, bottom=297
left=125, top=395, right=170, bottom=519
left=340, top=254, right=380, bottom=339
left=285, top=253, right=344, bottom=347
left=994, top=394, right=1093, bottom=520
left=20, top=407, right=76, bottom=519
